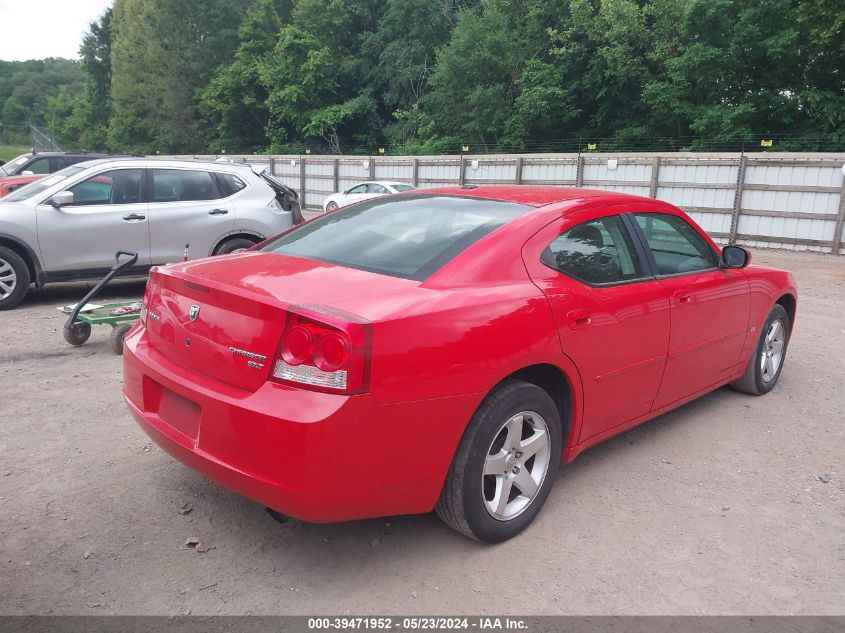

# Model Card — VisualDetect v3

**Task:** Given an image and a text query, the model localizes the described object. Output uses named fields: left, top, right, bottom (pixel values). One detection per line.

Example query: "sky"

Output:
left=0, top=0, right=113, bottom=61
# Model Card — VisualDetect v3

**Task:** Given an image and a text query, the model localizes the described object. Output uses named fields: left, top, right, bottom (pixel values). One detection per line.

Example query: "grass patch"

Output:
left=0, top=146, right=29, bottom=163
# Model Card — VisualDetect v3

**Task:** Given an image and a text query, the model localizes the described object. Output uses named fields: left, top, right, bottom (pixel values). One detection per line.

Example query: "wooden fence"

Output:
left=171, top=152, right=845, bottom=255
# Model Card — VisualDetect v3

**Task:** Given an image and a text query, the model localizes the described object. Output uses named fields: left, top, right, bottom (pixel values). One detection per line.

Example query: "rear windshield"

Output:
left=259, top=194, right=531, bottom=280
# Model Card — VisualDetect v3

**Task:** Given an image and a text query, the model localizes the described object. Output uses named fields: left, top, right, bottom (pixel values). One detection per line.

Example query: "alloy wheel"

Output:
left=482, top=411, right=551, bottom=521
left=0, top=257, right=17, bottom=300
left=760, top=318, right=785, bottom=383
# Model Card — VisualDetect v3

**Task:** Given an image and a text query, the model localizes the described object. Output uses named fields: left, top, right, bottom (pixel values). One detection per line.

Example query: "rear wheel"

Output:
left=63, top=322, right=92, bottom=346
left=0, top=246, right=31, bottom=311
left=213, top=237, right=257, bottom=256
left=436, top=380, right=562, bottom=543
left=731, top=304, right=790, bottom=395
left=110, top=323, right=134, bottom=355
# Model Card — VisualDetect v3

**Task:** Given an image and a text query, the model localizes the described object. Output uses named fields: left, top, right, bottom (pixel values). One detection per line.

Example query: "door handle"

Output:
left=122, top=213, right=146, bottom=222
left=567, top=309, right=592, bottom=330
left=208, top=208, right=228, bottom=215
left=674, top=291, right=692, bottom=306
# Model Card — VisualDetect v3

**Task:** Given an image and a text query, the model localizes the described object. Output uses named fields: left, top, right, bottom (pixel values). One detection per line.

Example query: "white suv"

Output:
left=0, top=158, right=301, bottom=309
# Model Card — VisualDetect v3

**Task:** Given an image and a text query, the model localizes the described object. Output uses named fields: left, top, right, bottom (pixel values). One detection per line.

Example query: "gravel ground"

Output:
left=0, top=250, right=843, bottom=615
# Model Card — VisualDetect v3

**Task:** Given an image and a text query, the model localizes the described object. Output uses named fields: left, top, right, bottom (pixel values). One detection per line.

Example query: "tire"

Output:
left=213, top=237, right=256, bottom=256
left=110, top=323, right=134, bottom=355
left=63, top=322, right=92, bottom=346
left=326, top=201, right=339, bottom=212
left=436, top=379, right=563, bottom=543
left=0, top=245, right=31, bottom=311
left=730, top=304, right=790, bottom=395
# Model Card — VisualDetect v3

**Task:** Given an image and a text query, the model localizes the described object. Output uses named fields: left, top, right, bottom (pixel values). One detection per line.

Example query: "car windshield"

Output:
left=259, top=194, right=531, bottom=280
left=0, top=154, right=33, bottom=176
left=1, top=165, right=87, bottom=202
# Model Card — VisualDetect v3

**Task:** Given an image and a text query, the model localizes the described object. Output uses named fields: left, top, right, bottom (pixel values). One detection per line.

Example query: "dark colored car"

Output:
left=0, top=150, right=139, bottom=179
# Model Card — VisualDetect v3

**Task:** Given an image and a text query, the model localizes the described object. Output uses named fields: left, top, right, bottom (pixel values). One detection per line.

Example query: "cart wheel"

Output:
left=110, top=323, right=134, bottom=355
left=63, top=322, right=92, bottom=346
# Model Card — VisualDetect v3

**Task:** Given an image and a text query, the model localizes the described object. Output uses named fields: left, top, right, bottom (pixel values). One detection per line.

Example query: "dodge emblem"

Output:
left=189, top=305, right=200, bottom=321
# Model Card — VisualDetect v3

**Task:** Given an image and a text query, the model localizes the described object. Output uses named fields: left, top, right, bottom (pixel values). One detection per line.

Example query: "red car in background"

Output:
left=123, top=186, right=796, bottom=542
left=0, top=174, right=43, bottom=198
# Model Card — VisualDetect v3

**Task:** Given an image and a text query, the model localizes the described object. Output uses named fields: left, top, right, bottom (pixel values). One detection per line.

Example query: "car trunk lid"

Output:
left=144, top=252, right=417, bottom=391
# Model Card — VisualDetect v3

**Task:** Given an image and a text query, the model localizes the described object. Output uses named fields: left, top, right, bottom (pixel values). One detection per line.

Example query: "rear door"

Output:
left=523, top=207, right=671, bottom=441
left=630, top=211, right=750, bottom=408
left=147, top=168, right=235, bottom=263
left=36, top=167, right=151, bottom=271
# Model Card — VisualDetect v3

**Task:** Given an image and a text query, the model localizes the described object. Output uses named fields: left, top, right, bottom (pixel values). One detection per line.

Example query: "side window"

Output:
left=26, top=158, right=51, bottom=174
left=634, top=213, right=718, bottom=275
left=541, top=215, right=643, bottom=285
left=152, top=169, right=221, bottom=202
left=368, top=184, right=389, bottom=194
left=347, top=184, right=367, bottom=194
left=216, top=173, right=247, bottom=197
left=67, top=169, right=143, bottom=205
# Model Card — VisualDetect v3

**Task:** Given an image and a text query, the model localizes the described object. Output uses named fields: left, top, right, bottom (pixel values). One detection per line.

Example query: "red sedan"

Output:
left=123, top=186, right=796, bottom=542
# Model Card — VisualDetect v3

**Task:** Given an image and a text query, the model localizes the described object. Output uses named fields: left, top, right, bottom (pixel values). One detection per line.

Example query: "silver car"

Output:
left=0, top=158, right=301, bottom=309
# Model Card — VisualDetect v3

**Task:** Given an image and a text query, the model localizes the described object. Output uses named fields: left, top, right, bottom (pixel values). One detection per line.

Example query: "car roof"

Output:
left=71, top=157, right=257, bottom=172
left=417, top=185, right=654, bottom=207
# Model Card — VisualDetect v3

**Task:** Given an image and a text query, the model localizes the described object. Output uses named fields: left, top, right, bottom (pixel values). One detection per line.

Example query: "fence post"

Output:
left=649, top=156, right=660, bottom=198
left=832, top=175, right=845, bottom=255
left=575, top=155, right=585, bottom=187
left=412, top=158, right=419, bottom=187
left=269, top=156, right=276, bottom=176
left=368, top=156, right=375, bottom=180
left=515, top=156, right=523, bottom=184
left=728, top=154, right=748, bottom=244
left=333, top=158, right=339, bottom=194
left=459, top=156, right=466, bottom=186
left=299, top=156, right=306, bottom=210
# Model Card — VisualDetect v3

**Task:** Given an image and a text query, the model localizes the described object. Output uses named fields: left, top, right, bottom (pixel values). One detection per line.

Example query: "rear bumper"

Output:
left=123, top=325, right=479, bottom=523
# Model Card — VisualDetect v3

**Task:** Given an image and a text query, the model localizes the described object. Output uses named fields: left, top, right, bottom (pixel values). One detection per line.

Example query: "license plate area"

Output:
left=143, top=377, right=201, bottom=441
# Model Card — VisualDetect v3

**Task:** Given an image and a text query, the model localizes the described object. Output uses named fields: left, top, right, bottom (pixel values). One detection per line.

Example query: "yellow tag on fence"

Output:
left=587, top=143, right=597, bottom=150
left=760, top=139, right=773, bottom=147
left=378, top=147, right=385, bottom=154
left=462, top=145, right=470, bottom=153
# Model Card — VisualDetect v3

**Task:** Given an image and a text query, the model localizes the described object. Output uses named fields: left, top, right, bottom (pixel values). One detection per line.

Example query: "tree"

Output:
left=108, top=0, right=249, bottom=152
left=200, top=0, right=282, bottom=152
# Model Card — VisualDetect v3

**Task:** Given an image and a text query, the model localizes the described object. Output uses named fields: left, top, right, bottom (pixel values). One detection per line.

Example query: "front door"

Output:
left=36, top=167, right=151, bottom=272
left=147, top=168, right=235, bottom=264
left=523, top=209, right=671, bottom=442
left=630, top=211, right=750, bottom=408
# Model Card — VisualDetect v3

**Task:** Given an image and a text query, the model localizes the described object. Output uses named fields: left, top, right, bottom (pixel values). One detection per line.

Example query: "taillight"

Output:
left=139, top=269, right=156, bottom=326
left=271, top=305, right=371, bottom=394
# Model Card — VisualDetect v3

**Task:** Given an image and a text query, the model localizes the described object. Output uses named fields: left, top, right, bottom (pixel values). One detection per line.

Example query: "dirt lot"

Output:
left=1, top=250, right=843, bottom=615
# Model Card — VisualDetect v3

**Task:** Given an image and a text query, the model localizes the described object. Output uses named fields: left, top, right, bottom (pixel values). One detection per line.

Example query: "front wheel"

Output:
left=325, top=201, right=339, bottom=212
left=436, top=380, right=562, bottom=543
left=63, top=322, right=92, bottom=346
left=730, top=304, right=790, bottom=395
left=0, top=246, right=31, bottom=311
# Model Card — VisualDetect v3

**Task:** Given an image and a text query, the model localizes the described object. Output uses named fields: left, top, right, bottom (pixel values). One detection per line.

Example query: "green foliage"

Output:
left=3, top=0, right=843, bottom=153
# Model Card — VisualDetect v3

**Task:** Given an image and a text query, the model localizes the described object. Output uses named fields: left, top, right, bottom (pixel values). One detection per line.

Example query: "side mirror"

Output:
left=51, top=191, right=74, bottom=208
left=721, top=245, right=751, bottom=269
